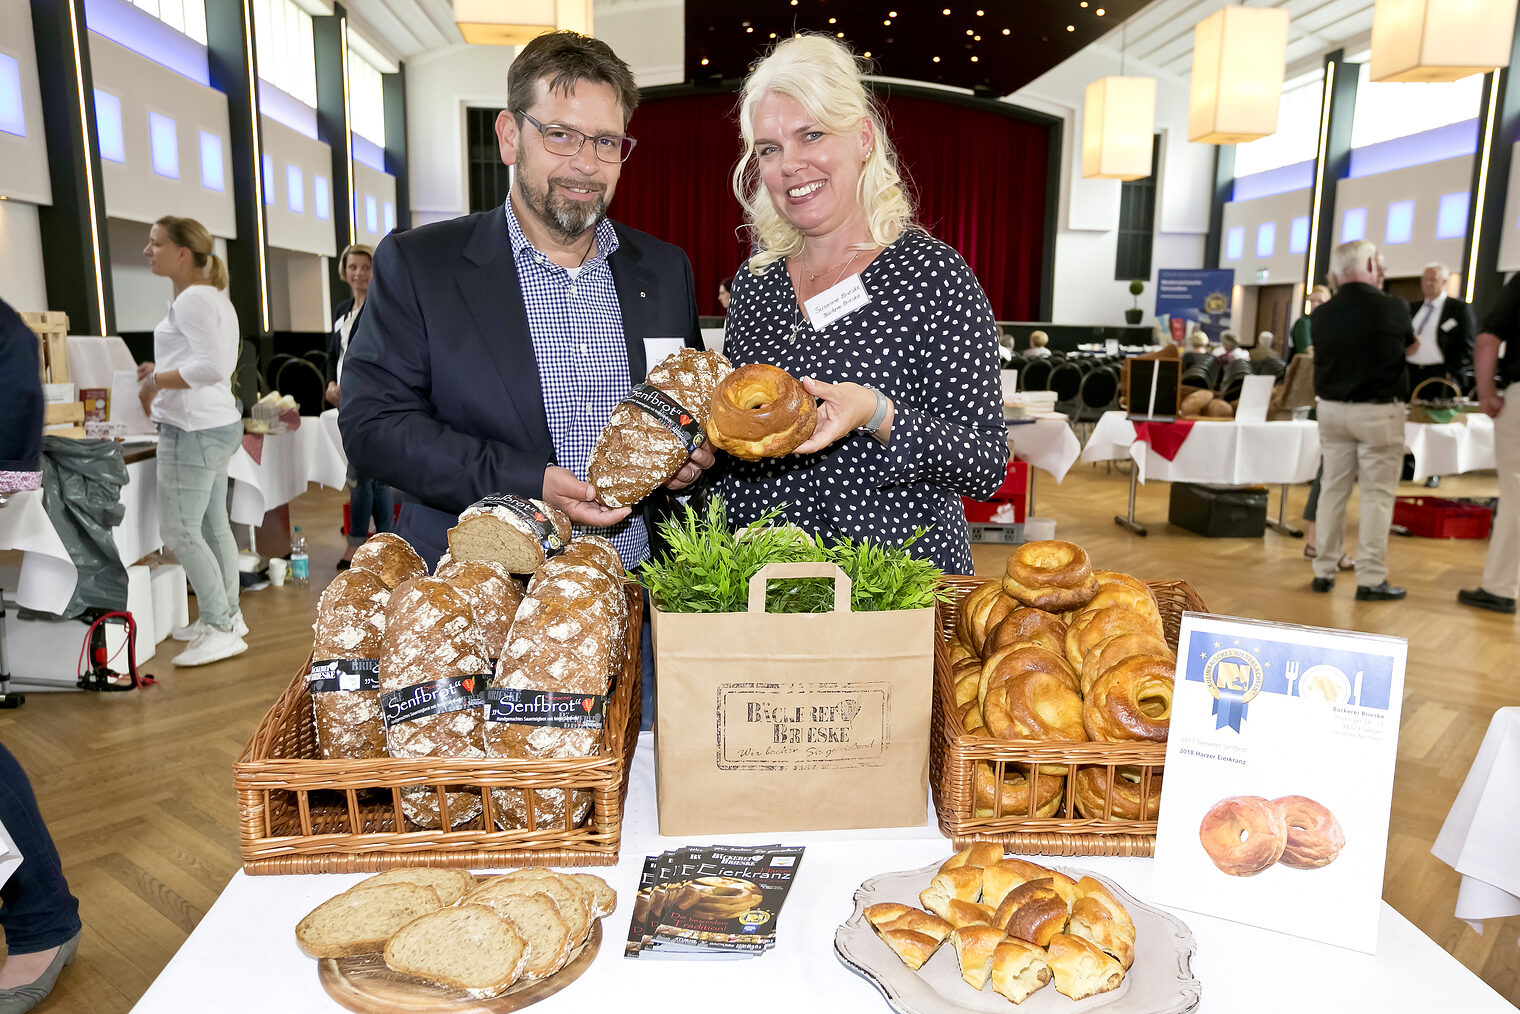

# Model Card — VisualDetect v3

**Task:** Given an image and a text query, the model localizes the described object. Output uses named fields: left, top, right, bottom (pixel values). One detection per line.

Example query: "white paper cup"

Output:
left=268, top=558, right=288, bottom=586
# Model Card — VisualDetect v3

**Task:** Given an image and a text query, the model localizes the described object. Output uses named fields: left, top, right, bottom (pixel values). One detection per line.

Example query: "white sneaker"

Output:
left=172, top=627, right=248, bottom=667
left=171, top=611, right=248, bottom=641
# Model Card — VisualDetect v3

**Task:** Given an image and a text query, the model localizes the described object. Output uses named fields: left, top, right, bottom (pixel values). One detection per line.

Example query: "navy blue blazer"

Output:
left=338, top=208, right=701, bottom=564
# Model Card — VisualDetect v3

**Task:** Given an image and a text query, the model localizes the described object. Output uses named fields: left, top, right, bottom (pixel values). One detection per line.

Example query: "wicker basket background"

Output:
left=233, top=587, right=642, bottom=874
left=930, top=575, right=1207, bottom=857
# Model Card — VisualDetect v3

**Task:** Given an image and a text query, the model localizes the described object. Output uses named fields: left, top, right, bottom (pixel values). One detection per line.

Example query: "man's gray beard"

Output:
left=546, top=196, right=604, bottom=240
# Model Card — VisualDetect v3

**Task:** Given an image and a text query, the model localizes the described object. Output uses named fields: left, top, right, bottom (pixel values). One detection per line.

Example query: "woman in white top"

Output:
left=322, top=244, right=392, bottom=569
left=135, top=216, right=248, bottom=667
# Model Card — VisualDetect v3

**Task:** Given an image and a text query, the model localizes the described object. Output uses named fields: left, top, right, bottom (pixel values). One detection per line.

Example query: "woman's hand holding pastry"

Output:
left=791, top=377, right=892, bottom=454
left=663, top=442, right=715, bottom=492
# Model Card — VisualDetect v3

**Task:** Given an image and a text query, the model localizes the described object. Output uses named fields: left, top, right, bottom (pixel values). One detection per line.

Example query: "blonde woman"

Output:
left=717, top=35, right=1007, bottom=573
left=136, top=216, right=248, bottom=666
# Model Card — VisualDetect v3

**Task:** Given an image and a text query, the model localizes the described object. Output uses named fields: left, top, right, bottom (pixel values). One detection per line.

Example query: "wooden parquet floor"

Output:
left=1, top=461, right=1517, bottom=1011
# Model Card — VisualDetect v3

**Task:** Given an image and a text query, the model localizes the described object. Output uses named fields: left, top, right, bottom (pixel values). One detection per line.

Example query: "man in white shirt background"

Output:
left=1407, top=262, right=1475, bottom=392
left=1407, top=262, right=1476, bottom=488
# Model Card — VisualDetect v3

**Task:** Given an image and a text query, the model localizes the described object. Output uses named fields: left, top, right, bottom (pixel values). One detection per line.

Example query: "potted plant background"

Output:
left=1125, top=279, right=1145, bottom=325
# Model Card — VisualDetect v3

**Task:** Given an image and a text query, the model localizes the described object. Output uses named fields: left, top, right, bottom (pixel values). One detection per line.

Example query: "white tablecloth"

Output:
left=1080, top=411, right=1321, bottom=485
left=1009, top=415, right=1082, bottom=483
left=130, top=732, right=1514, bottom=1014
left=1405, top=416, right=1496, bottom=482
left=1432, top=707, right=1520, bottom=934
left=0, top=457, right=159, bottom=614
left=228, top=420, right=347, bottom=527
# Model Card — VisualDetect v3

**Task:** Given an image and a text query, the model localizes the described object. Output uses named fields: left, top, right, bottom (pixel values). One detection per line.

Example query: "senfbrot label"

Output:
left=715, top=682, right=890, bottom=770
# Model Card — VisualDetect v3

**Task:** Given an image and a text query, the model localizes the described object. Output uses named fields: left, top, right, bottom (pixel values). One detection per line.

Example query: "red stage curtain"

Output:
left=614, top=91, right=1049, bottom=320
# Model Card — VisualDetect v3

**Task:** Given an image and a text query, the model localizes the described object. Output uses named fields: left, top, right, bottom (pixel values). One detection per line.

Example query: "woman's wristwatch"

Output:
left=855, top=384, right=891, bottom=440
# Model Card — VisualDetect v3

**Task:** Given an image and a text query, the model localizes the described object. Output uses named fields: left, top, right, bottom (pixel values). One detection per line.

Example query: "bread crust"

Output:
left=311, top=569, right=390, bottom=759
left=349, top=533, right=427, bottom=589
left=706, top=363, right=818, bottom=459
left=587, top=347, right=732, bottom=508
left=983, top=606, right=1068, bottom=660
left=1274, top=795, right=1345, bottom=869
left=1073, top=764, right=1162, bottom=821
left=1198, top=795, right=1288, bottom=876
left=1001, top=541, right=1098, bottom=611
left=1083, top=655, right=1174, bottom=742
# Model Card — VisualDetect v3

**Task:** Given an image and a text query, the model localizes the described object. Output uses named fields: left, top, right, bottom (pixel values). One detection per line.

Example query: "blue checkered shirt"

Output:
left=505, top=200, right=647, bottom=567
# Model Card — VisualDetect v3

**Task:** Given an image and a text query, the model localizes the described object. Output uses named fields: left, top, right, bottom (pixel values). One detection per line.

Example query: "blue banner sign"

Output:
left=1155, top=269, right=1234, bottom=343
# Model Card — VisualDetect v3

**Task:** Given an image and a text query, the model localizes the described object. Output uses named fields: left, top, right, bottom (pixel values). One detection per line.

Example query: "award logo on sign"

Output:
left=1202, top=647, right=1264, bottom=732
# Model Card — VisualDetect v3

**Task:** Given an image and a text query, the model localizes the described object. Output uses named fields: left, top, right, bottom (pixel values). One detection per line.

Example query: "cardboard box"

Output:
left=44, top=401, right=85, bottom=425
left=653, top=562, right=936, bottom=835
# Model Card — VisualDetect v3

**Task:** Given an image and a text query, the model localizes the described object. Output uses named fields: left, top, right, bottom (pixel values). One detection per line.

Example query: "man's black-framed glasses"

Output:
left=516, top=110, right=637, bottom=164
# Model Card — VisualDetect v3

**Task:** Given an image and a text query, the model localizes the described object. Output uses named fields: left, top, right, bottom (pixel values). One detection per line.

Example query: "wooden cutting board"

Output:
left=318, top=921, right=602, bottom=1013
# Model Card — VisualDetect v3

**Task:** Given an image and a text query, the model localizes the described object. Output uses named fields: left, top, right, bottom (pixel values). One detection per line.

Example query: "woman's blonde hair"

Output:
left=339, top=244, right=374, bottom=272
left=155, top=215, right=228, bottom=290
left=731, top=34, right=914, bottom=274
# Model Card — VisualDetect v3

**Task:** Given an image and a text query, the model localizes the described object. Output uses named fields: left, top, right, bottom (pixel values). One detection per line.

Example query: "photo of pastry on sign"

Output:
left=1150, top=613, right=1406, bottom=953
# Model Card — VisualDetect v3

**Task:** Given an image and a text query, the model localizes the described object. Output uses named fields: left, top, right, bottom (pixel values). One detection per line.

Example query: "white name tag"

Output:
left=1440, top=317, right=1457, bottom=333
left=339, top=672, right=361, bottom=691
left=642, top=337, right=687, bottom=377
left=804, top=274, right=871, bottom=331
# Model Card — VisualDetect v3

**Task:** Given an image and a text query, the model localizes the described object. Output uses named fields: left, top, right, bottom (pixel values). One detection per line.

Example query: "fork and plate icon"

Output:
left=1285, top=660, right=1363, bottom=705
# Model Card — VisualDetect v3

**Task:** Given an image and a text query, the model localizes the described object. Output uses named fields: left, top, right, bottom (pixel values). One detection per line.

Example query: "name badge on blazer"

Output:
left=804, top=275, right=871, bottom=330
left=642, top=337, right=686, bottom=377
left=1440, top=318, right=1457, bottom=333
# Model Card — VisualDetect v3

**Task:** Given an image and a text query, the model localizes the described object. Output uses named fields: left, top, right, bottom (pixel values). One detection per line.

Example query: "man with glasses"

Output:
left=341, top=30, right=706, bottom=573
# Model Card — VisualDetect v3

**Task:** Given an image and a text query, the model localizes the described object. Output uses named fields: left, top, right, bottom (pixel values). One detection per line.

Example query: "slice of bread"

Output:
left=564, top=872, right=617, bottom=918
left=382, top=904, right=528, bottom=999
left=354, top=868, right=477, bottom=907
left=468, top=871, right=593, bottom=944
left=295, top=882, right=442, bottom=958
left=472, top=892, right=573, bottom=980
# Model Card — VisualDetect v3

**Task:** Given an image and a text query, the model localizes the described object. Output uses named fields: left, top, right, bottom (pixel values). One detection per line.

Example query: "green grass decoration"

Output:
left=638, top=497, right=948, bottom=614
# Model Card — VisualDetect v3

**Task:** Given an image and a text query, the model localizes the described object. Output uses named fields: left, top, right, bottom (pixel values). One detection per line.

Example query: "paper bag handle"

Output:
left=746, top=562, right=852, bottom=614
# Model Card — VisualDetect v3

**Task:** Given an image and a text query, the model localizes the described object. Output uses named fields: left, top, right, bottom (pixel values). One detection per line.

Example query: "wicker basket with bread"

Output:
left=931, top=541, right=1207, bottom=856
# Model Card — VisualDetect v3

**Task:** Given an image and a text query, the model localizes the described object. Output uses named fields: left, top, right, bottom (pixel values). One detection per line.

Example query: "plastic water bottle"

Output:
left=289, top=526, right=310, bottom=586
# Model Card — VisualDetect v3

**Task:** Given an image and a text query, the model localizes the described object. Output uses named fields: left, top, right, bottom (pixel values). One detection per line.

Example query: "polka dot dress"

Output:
left=716, top=228, right=1009, bottom=576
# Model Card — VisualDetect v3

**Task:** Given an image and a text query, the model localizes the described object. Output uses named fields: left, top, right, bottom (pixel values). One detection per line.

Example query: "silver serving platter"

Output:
left=835, top=861, right=1200, bottom=1014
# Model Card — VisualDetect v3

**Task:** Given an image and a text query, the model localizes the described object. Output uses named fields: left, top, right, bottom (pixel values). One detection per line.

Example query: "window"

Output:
left=1350, top=62, right=1482, bottom=150
left=252, top=0, right=317, bottom=107
left=286, top=165, right=304, bottom=214
left=466, top=107, right=511, bottom=213
left=1385, top=200, right=1414, bottom=245
left=384, top=202, right=395, bottom=233
left=1289, top=216, right=1310, bottom=254
left=348, top=47, right=386, bottom=147
left=1256, top=222, right=1276, bottom=259
left=1233, top=75, right=1323, bottom=178
left=1342, top=207, right=1367, bottom=242
left=199, top=130, right=224, bottom=190
left=1225, top=226, right=1244, bottom=261
left=129, top=0, right=207, bottom=44
left=0, top=54, right=24, bottom=138
left=149, top=112, right=179, bottom=179
left=365, top=194, right=377, bottom=233
left=314, top=175, right=330, bottom=220
left=1114, top=134, right=1160, bottom=281
left=94, top=90, right=125, bottom=162
left=262, top=153, right=274, bottom=204
left=1436, top=192, right=1469, bottom=239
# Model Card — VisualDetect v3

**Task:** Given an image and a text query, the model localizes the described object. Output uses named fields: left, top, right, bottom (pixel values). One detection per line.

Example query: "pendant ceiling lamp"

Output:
left=1083, top=77, right=1157, bottom=180
left=1370, top=0, right=1519, bottom=82
left=1188, top=6, right=1291, bottom=144
left=1083, top=24, right=1156, bottom=180
left=454, top=0, right=593, bottom=46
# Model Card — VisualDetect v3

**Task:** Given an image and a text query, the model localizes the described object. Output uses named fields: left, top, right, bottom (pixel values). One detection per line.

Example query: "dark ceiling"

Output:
left=684, top=0, right=1153, bottom=96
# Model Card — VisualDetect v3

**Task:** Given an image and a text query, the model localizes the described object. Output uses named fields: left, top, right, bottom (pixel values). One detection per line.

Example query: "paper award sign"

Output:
left=1150, top=612, right=1407, bottom=954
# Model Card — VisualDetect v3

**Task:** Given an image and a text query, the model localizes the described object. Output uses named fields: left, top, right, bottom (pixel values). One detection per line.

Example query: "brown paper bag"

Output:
left=653, top=561, right=936, bottom=835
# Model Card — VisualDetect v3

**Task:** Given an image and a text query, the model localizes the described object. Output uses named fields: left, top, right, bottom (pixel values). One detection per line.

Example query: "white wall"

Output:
left=107, top=215, right=171, bottom=331
left=353, top=162, right=397, bottom=246
left=403, top=43, right=513, bottom=225
left=596, top=0, right=682, bottom=87
left=1497, top=142, right=1520, bottom=273
left=1010, top=47, right=1214, bottom=326
left=0, top=0, right=52, bottom=205
left=89, top=31, right=237, bottom=237
left=1332, top=155, right=1471, bottom=279
left=0, top=199, right=49, bottom=311
left=266, top=247, right=329, bottom=331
